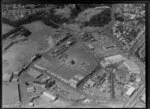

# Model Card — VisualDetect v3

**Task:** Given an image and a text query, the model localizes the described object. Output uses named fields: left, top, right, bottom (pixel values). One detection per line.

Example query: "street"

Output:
left=129, top=34, right=145, bottom=56
left=124, top=84, right=145, bottom=108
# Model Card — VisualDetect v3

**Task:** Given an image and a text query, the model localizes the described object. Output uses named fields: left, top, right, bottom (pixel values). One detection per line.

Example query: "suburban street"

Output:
left=129, top=33, right=145, bottom=56
left=105, top=4, right=146, bottom=108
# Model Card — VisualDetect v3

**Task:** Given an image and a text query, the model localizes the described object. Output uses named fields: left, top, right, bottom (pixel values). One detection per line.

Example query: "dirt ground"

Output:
left=2, top=23, right=15, bottom=35
left=2, top=21, right=56, bottom=75
left=23, top=21, right=56, bottom=50
left=3, top=41, right=41, bottom=74
left=2, top=82, right=19, bottom=107
left=34, top=97, right=73, bottom=108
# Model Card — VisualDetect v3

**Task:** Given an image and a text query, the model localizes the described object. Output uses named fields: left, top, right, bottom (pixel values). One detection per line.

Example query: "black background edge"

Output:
left=146, top=2, right=150, bottom=109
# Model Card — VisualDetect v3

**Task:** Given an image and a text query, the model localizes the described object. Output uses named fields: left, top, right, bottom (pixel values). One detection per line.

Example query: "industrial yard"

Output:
left=2, top=3, right=146, bottom=108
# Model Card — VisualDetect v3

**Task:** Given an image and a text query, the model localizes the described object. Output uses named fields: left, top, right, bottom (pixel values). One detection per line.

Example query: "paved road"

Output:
left=130, top=88, right=145, bottom=107
left=123, top=84, right=145, bottom=108
left=129, top=35, right=145, bottom=56
left=123, top=54, right=145, bottom=108
left=130, top=55, right=145, bottom=76
left=110, top=71, right=115, bottom=99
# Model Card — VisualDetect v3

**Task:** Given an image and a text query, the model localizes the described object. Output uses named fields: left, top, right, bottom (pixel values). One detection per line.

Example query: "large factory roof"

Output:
left=35, top=56, right=63, bottom=73
left=55, top=65, right=86, bottom=81
left=104, top=54, right=126, bottom=63
left=34, top=42, right=98, bottom=87
left=65, top=42, right=98, bottom=74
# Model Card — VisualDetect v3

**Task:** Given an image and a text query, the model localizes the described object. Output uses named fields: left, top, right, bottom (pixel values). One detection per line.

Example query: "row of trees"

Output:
left=2, top=4, right=112, bottom=28
left=135, top=44, right=145, bottom=62
left=2, top=11, right=60, bottom=28
left=2, top=12, right=43, bottom=27
left=83, top=8, right=111, bottom=27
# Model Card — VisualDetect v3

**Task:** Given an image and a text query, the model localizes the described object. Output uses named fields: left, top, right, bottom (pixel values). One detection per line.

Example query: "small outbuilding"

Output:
left=27, top=86, right=35, bottom=93
left=3, top=73, right=13, bottom=82
left=42, top=91, right=57, bottom=101
left=28, top=68, right=42, bottom=79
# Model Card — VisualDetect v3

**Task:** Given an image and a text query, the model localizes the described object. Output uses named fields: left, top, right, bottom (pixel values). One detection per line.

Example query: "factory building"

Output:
left=122, top=59, right=141, bottom=76
left=27, top=86, right=35, bottom=93
left=100, top=60, right=110, bottom=67
left=3, top=73, right=13, bottom=82
left=83, top=79, right=95, bottom=88
left=12, top=77, right=18, bottom=82
left=42, top=91, right=57, bottom=101
left=135, top=75, right=142, bottom=83
left=101, top=54, right=126, bottom=67
left=34, top=42, right=98, bottom=88
left=123, top=59, right=140, bottom=72
left=74, top=74, right=84, bottom=81
left=124, top=84, right=135, bottom=97
left=34, top=64, right=47, bottom=71
left=69, top=78, right=78, bottom=88
left=104, top=54, right=126, bottom=64
left=28, top=68, right=42, bottom=79
left=13, top=71, right=20, bottom=76
left=103, top=55, right=141, bottom=75
left=87, top=44, right=95, bottom=50
left=130, top=70, right=141, bottom=75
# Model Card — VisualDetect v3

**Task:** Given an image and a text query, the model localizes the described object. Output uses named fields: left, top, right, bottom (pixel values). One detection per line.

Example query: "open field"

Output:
left=3, top=41, right=41, bottom=74
left=3, top=21, right=56, bottom=76
left=23, top=21, right=56, bottom=50
left=2, top=83, right=19, bottom=107
left=56, top=65, right=85, bottom=81
left=2, top=23, right=15, bottom=35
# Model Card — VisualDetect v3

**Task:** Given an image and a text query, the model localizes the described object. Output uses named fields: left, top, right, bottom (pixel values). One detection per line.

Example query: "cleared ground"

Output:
left=134, top=98, right=145, bottom=108
left=2, top=83, right=19, bottom=107
left=3, top=21, right=56, bottom=76
left=3, top=40, right=41, bottom=74
left=2, top=23, right=15, bottom=35
left=23, top=21, right=55, bottom=50
left=34, top=97, right=72, bottom=108
left=91, top=31, right=122, bottom=58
